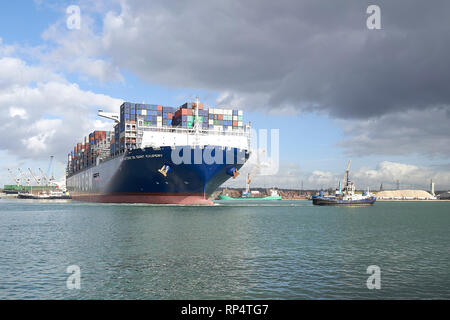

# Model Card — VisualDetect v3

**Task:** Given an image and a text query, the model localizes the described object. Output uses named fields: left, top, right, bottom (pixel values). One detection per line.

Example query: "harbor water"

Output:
left=0, top=198, right=449, bottom=299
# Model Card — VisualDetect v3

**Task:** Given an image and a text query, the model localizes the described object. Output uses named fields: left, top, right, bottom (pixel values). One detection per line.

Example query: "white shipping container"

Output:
left=238, top=110, right=243, bottom=116
left=209, top=119, right=213, bottom=125
left=157, top=116, right=162, bottom=121
left=233, top=116, right=238, bottom=121
left=142, top=109, right=147, bottom=116
left=238, top=121, right=243, bottom=127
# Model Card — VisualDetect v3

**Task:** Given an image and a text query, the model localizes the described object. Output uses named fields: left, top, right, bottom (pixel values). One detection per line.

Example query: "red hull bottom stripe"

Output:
left=71, top=193, right=213, bottom=205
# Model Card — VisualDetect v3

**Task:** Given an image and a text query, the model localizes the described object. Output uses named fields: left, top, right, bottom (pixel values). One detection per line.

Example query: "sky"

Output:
left=0, top=0, right=449, bottom=191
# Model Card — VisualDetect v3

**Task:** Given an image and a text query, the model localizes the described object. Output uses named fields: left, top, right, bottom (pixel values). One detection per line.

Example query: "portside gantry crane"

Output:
left=17, top=168, right=31, bottom=186
left=28, top=168, right=41, bottom=186
left=7, top=168, right=20, bottom=187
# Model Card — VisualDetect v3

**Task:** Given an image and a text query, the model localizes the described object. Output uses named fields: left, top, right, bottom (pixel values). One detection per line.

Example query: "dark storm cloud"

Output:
left=337, top=107, right=450, bottom=157
left=103, top=0, right=450, bottom=118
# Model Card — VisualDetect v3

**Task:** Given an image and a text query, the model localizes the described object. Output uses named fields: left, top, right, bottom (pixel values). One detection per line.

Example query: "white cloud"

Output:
left=0, top=37, right=15, bottom=56
left=39, top=18, right=124, bottom=83
left=9, top=107, right=28, bottom=119
left=0, top=57, right=65, bottom=89
left=0, top=54, right=123, bottom=160
left=308, top=170, right=338, bottom=188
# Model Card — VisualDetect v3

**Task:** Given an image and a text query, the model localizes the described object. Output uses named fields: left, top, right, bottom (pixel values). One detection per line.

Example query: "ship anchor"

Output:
left=158, top=165, right=171, bottom=177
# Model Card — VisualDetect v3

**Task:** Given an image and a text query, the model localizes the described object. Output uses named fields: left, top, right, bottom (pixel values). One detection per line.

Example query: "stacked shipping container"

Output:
left=172, top=102, right=244, bottom=131
left=68, top=130, right=112, bottom=174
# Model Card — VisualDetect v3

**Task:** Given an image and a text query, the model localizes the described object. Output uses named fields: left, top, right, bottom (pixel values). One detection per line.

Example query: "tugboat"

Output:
left=312, top=160, right=376, bottom=206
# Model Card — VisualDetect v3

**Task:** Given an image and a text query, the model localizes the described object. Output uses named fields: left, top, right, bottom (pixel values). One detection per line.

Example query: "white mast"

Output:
left=194, top=96, right=200, bottom=134
left=343, top=159, right=351, bottom=194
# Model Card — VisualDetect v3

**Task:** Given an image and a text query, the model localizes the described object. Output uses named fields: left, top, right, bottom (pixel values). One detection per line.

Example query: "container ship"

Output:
left=66, top=100, right=250, bottom=205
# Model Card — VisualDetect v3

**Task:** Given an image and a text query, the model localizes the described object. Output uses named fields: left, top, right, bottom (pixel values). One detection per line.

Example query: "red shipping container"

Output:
left=193, top=102, right=204, bottom=110
left=233, top=121, right=238, bottom=126
left=218, top=114, right=223, bottom=120
left=157, top=105, right=163, bottom=111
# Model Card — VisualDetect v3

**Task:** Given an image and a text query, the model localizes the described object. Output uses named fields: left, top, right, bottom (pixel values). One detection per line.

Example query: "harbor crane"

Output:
left=244, top=150, right=266, bottom=195
left=38, top=168, right=47, bottom=185
left=7, top=169, right=21, bottom=187
left=17, top=168, right=31, bottom=186
left=54, top=161, right=67, bottom=192
left=38, top=168, right=53, bottom=186
left=28, top=168, right=41, bottom=186
left=245, top=164, right=260, bottom=195
left=46, top=156, right=55, bottom=181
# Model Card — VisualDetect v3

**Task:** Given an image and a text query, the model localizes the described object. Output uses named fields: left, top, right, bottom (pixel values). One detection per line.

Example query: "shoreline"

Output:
left=281, top=198, right=450, bottom=202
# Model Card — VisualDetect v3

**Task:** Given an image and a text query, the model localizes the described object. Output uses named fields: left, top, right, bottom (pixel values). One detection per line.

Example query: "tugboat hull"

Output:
left=312, top=196, right=376, bottom=206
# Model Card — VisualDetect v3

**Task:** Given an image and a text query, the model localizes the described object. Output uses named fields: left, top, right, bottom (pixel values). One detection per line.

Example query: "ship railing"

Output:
left=137, top=124, right=251, bottom=138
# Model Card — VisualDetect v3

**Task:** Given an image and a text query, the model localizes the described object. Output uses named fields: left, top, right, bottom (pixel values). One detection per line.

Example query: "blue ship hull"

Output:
left=67, top=146, right=249, bottom=205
